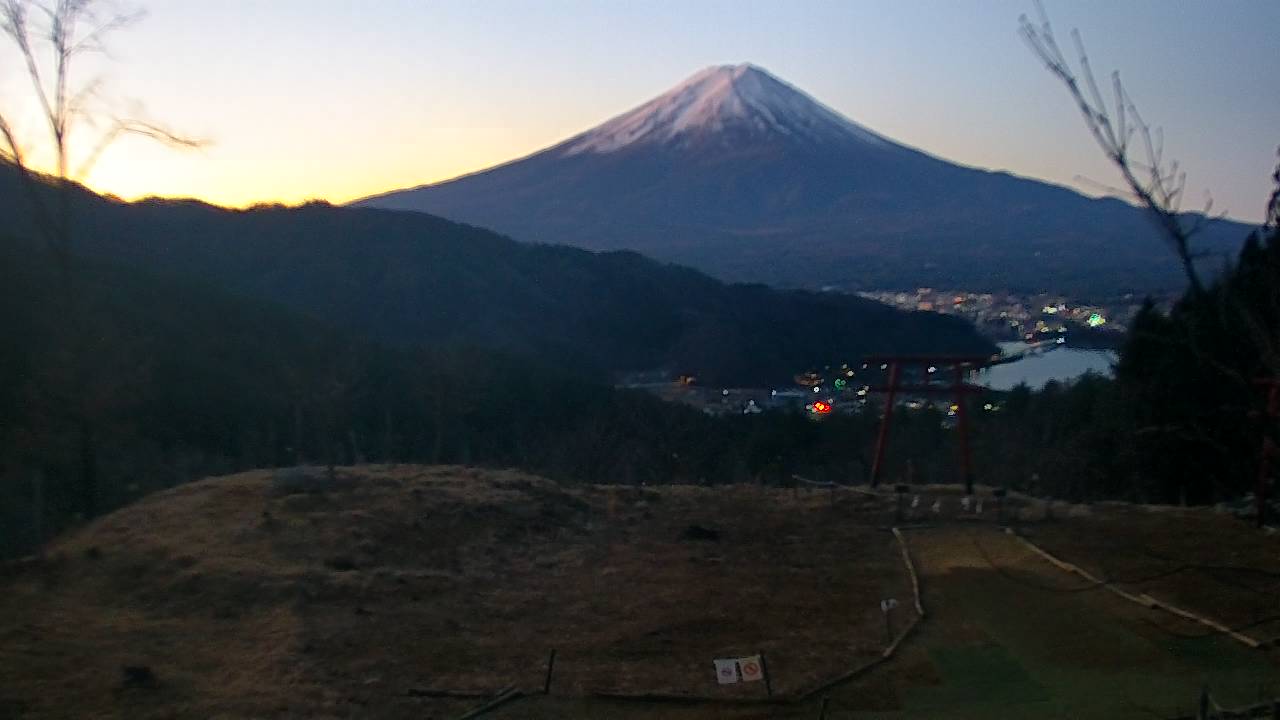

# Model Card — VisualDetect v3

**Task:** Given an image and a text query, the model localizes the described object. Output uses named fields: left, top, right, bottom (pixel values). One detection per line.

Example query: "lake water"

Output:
left=977, top=341, right=1117, bottom=391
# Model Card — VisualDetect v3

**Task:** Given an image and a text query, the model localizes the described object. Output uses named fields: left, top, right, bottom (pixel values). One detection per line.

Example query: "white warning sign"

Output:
left=714, top=658, right=739, bottom=684
left=738, top=655, right=764, bottom=682
left=714, top=656, right=766, bottom=684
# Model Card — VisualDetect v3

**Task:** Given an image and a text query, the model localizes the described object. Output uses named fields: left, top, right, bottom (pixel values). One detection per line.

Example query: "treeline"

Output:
left=1113, top=204, right=1280, bottom=504
left=962, top=181, right=1280, bottom=505
left=0, top=241, right=957, bottom=558
left=9, top=212, right=1276, bottom=560
left=5, top=170, right=1275, bottom=558
left=803, top=180, right=1279, bottom=506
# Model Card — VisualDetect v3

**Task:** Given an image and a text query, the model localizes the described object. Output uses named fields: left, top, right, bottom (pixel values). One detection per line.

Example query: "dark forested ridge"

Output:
left=7, top=153, right=1269, bottom=563
left=2, top=240, right=945, bottom=558
left=2, top=163, right=992, bottom=387
left=1, top=162, right=991, bottom=559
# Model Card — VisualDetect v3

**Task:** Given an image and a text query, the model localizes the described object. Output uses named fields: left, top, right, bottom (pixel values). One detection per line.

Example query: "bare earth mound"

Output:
left=0, top=466, right=906, bottom=719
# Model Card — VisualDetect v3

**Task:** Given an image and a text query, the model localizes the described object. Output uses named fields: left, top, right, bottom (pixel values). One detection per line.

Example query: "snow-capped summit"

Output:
left=558, top=63, right=888, bottom=155
left=357, top=63, right=1247, bottom=295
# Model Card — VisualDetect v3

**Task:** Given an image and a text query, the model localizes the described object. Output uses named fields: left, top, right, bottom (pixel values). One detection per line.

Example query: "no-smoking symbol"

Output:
left=741, top=661, right=759, bottom=675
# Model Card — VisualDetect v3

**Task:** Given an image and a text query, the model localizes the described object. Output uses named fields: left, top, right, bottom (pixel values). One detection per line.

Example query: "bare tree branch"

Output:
left=1019, top=2, right=1209, bottom=298
left=2, top=1, right=60, bottom=159
left=69, top=6, right=144, bottom=56
left=2, top=0, right=202, bottom=521
left=75, top=116, right=203, bottom=180
left=3, top=0, right=202, bottom=258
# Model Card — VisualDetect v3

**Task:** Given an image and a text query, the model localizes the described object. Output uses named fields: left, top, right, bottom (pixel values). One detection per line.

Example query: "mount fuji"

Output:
left=357, top=64, right=1249, bottom=295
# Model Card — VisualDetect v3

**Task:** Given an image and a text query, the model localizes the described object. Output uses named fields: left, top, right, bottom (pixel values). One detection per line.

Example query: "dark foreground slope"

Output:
left=3, top=468, right=1277, bottom=720
left=2, top=163, right=992, bottom=387
left=0, top=467, right=913, bottom=719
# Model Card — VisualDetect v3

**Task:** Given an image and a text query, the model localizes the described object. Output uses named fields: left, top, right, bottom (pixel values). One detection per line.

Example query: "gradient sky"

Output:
left=3, top=0, right=1276, bottom=222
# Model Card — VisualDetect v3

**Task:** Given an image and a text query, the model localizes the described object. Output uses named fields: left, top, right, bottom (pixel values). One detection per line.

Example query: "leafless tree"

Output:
left=1018, top=1, right=1214, bottom=300
left=1021, top=4, right=1280, bottom=510
left=1, top=0, right=198, bottom=274
left=1021, top=3, right=1280, bottom=383
left=1, top=0, right=198, bottom=520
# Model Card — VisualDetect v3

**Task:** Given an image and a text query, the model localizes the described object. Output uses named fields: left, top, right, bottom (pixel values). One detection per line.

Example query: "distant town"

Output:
left=623, top=288, right=1155, bottom=417
left=855, top=288, right=1174, bottom=343
left=626, top=365, right=992, bottom=420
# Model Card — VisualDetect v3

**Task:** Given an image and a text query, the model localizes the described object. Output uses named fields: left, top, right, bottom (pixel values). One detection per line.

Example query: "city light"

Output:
left=811, top=400, right=832, bottom=414
left=858, top=290, right=1138, bottom=339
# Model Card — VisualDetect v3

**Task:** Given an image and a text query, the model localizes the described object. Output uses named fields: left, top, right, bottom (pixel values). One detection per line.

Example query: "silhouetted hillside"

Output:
left=3, top=237, right=967, bottom=559
left=3, top=163, right=993, bottom=386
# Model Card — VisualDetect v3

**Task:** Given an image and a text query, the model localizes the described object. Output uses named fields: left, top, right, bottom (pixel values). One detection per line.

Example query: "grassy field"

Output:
left=833, top=527, right=1280, bottom=719
left=1, top=467, right=1277, bottom=719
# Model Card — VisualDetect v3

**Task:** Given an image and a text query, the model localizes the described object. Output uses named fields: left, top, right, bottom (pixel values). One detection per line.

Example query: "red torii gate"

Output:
left=865, top=355, right=992, bottom=494
left=1254, top=378, right=1279, bottom=528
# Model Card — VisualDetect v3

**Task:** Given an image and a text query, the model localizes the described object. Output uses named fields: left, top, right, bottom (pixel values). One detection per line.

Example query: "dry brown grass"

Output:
left=7, top=469, right=1279, bottom=719
left=0, top=466, right=909, bottom=719
left=1024, top=507, right=1280, bottom=642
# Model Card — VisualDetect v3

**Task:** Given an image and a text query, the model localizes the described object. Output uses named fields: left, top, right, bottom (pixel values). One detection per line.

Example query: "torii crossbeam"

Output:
left=865, top=355, right=992, bottom=494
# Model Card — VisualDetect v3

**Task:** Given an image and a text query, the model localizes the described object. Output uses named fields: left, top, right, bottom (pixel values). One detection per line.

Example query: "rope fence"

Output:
left=431, top=525, right=926, bottom=718
left=1007, top=528, right=1263, bottom=649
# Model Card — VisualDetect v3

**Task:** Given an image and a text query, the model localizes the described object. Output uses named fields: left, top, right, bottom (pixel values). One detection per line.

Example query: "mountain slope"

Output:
left=556, top=63, right=891, bottom=154
left=357, top=63, right=1252, bottom=295
left=2, top=163, right=993, bottom=387
left=4, top=234, right=907, bottom=558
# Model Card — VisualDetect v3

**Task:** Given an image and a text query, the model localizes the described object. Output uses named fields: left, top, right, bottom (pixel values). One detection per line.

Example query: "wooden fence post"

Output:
left=759, top=652, right=773, bottom=697
left=543, top=649, right=556, bottom=694
left=32, top=470, right=44, bottom=558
